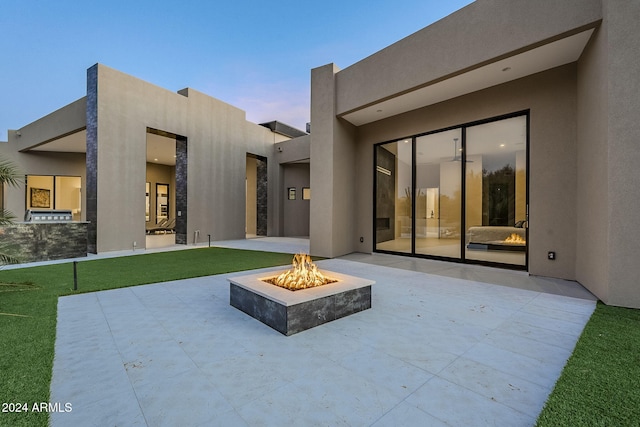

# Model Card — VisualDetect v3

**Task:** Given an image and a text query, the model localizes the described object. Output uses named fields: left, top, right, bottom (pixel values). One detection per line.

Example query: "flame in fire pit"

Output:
left=265, top=253, right=337, bottom=291
left=504, top=233, right=526, bottom=244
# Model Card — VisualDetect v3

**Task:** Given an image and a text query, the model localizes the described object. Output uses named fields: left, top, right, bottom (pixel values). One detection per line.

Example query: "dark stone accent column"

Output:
left=256, top=156, right=268, bottom=236
left=175, top=136, right=188, bottom=244
left=86, top=65, right=98, bottom=253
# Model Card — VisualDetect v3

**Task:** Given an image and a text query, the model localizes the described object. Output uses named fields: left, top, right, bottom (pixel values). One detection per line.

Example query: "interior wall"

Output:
left=146, top=162, right=174, bottom=226
left=26, top=176, right=53, bottom=209
left=246, top=156, right=257, bottom=235
left=355, top=65, right=578, bottom=280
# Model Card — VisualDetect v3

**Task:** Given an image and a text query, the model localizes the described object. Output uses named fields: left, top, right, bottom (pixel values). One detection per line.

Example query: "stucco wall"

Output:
left=282, top=163, right=310, bottom=237
left=274, top=134, right=310, bottom=236
left=85, top=64, right=280, bottom=252
left=8, top=97, right=86, bottom=152
left=602, top=0, right=640, bottom=307
left=310, top=64, right=358, bottom=258
left=354, top=65, right=578, bottom=280
left=335, top=0, right=601, bottom=115
left=576, top=23, right=609, bottom=302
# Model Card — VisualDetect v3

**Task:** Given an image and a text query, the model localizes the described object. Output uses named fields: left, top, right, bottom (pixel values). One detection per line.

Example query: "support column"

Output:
left=175, top=136, right=188, bottom=244
left=256, top=156, right=268, bottom=236
left=310, top=63, right=357, bottom=258
left=85, top=65, right=98, bottom=254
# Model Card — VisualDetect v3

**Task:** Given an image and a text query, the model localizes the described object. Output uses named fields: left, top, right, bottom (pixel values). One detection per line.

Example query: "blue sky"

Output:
left=0, top=0, right=473, bottom=138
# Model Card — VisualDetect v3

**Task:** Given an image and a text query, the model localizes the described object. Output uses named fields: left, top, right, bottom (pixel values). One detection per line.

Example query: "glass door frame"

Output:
left=373, top=110, right=529, bottom=271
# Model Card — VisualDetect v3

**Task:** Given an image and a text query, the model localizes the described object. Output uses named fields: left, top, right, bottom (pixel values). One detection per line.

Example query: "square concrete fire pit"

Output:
left=228, top=270, right=374, bottom=336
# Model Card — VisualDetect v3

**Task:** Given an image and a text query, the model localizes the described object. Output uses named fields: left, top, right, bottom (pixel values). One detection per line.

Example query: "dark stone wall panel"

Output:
left=0, top=223, right=88, bottom=263
left=175, top=136, right=188, bottom=244
left=256, top=156, right=268, bottom=236
left=86, top=65, right=99, bottom=254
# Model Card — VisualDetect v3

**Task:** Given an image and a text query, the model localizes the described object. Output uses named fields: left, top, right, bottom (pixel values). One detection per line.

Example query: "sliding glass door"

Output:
left=374, top=112, right=528, bottom=269
left=375, top=139, right=412, bottom=254
left=414, top=129, right=462, bottom=259
left=465, top=115, right=527, bottom=266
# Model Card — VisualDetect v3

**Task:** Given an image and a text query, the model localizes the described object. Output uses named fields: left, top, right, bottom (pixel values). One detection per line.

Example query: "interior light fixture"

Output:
left=154, top=158, right=158, bottom=161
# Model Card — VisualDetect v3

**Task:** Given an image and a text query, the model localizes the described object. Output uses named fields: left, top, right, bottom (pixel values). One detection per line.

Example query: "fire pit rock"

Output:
left=228, top=270, right=374, bottom=336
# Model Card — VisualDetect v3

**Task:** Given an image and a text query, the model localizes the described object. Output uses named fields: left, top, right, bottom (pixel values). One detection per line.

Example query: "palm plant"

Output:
left=0, top=156, right=23, bottom=264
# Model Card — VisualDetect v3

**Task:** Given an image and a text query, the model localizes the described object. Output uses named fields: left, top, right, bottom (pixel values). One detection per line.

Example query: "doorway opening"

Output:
left=146, top=128, right=187, bottom=249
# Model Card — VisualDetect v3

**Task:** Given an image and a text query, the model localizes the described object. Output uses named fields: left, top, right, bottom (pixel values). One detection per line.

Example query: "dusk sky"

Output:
left=0, top=0, right=473, bottom=138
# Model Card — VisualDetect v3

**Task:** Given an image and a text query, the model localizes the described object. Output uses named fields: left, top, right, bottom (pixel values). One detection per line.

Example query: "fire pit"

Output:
left=228, top=254, right=374, bottom=335
left=263, top=253, right=337, bottom=290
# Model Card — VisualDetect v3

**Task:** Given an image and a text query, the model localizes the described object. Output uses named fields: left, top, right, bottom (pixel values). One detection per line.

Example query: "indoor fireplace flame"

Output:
left=504, top=233, right=526, bottom=244
left=266, top=253, right=337, bottom=291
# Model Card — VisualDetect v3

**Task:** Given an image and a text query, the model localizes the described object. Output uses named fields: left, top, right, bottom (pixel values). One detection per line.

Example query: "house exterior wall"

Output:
left=353, top=65, right=578, bottom=280
left=309, top=0, right=640, bottom=307
left=282, top=163, right=310, bottom=237
left=574, top=0, right=640, bottom=308
left=576, top=13, right=610, bottom=303
left=601, top=0, right=640, bottom=307
left=85, top=64, right=280, bottom=253
left=2, top=64, right=286, bottom=254
left=310, top=64, right=357, bottom=258
left=274, top=135, right=311, bottom=236
left=7, top=97, right=86, bottom=152
left=334, top=0, right=601, bottom=116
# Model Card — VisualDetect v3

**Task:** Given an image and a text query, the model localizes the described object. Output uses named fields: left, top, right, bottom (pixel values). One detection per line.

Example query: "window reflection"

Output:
left=374, top=114, right=527, bottom=268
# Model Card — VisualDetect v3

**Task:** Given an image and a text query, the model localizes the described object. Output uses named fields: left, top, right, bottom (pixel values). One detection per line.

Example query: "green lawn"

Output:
left=536, top=302, right=640, bottom=426
left=0, top=247, right=295, bottom=427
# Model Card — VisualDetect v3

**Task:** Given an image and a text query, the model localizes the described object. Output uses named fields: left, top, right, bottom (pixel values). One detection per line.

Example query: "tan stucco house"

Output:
left=1, top=0, right=638, bottom=308
left=309, top=0, right=640, bottom=308
left=0, top=64, right=309, bottom=255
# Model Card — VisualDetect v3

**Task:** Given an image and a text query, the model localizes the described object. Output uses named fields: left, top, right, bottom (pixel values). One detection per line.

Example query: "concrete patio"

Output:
left=49, top=238, right=597, bottom=426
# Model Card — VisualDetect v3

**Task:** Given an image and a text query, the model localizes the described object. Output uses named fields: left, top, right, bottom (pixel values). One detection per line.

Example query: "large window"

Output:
left=26, top=175, right=82, bottom=220
left=374, top=113, right=528, bottom=268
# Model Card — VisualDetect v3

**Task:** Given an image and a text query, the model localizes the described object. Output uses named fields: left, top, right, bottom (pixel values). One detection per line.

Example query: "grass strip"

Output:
left=0, top=247, right=295, bottom=427
left=536, top=301, right=640, bottom=426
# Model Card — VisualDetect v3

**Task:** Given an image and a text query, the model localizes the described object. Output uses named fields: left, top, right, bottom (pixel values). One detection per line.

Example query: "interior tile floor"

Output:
left=48, top=237, right=596, bottom=426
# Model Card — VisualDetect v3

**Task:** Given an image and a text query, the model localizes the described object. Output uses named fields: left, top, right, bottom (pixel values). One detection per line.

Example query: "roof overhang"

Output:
left=28, top=129, right=178, bottom=166
left=341, top=28, right=595, bottom=126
